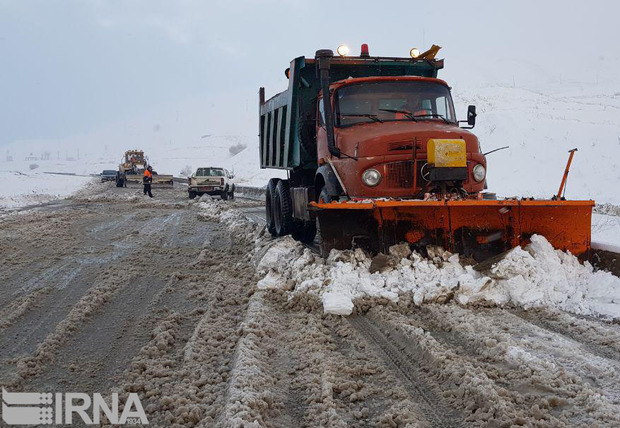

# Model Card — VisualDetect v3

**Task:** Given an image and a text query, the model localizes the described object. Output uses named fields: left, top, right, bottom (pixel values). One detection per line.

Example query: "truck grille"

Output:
left=385, top=161, right=414, bottom=188
left=385, top=160, right=427, bottom=188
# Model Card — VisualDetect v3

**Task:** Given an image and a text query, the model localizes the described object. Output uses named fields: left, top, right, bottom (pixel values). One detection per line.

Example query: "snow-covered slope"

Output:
left=0, top=171, right=92, bottom=210
left=454, top=83, right=619, bottom=203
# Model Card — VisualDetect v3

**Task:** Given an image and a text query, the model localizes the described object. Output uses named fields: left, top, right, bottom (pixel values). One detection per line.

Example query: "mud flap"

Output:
left=315, top=199, right=594, bottom=262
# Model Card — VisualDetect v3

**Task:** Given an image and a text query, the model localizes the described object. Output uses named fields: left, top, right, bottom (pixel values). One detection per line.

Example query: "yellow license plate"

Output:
left=428, top=139, right=467, bottom=167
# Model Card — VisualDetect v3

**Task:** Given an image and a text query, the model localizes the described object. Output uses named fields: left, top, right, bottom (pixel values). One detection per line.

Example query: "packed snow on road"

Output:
left=0, top=178, right=619, bottom=426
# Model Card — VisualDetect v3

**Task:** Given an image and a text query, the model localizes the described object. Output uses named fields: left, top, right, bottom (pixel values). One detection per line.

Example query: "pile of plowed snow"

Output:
left=256, top=235, right=620, bottom=318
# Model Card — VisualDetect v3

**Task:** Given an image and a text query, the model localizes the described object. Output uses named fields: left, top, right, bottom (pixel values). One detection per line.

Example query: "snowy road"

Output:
left=1, top=183, right=620, bottom=426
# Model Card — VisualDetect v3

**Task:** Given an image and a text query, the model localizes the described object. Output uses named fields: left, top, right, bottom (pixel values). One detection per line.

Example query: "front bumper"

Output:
left=189, top=186, right=223, bottom=194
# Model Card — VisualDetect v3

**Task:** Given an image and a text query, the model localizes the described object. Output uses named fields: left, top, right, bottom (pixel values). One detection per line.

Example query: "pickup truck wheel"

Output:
left=292, top=219, right=317, bottom=243
left=265, top=179, right=279, bottom=236
left=228, top=190, right=234, bottom=200
left=220, top=190, right=228, bottom=200
left=189, top=191, right=197, bottom=199
left=274, top=180, right=293, bottom=236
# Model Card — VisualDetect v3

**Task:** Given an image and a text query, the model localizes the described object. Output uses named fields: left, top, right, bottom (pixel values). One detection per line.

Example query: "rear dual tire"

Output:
left=265, top=178, right=316, bottom=243
left=265, top=178, right=279, bottom=235
left=273, top=180, right=293, bottom=236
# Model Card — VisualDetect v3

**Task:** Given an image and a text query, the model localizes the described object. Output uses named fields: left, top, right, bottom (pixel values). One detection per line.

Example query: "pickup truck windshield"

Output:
left=196, top=168, right=224, bottom=177
left=334, top=81, right=456, bottom=127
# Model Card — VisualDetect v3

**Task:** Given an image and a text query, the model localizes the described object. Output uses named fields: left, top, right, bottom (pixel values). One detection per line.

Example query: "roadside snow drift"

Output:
left=256, top=235, right=620, bottom=319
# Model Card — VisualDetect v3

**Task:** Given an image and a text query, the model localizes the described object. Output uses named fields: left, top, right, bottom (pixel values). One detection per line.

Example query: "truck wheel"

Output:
left=116, top=178, right=123, bottom=188
left=220, top=191, right=228, bottom=201
left=318, top=187, right=333, bottom=203
left=274, top=180, right=293, bottom=236
left=189, top=191, right=196, bottom=199
left=229, top=185, right=235, bottom=200
left=292, top=219, right=317, bottom=243
left=265, top=179, right=280, bottom=236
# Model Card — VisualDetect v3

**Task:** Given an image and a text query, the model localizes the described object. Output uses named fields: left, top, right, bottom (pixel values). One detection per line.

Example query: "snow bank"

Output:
left=256, top=235, right=620, bottom=319
left=196, top=198, right=264, bottom=244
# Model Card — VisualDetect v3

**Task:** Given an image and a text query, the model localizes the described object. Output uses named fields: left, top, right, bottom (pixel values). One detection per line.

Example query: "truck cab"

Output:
left=317, top=76, right=486, bottom=200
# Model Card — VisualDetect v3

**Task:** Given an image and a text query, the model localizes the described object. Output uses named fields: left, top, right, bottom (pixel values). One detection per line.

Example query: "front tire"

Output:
left=189, top=191, right=196, bottom=199
left=292, top=219, right=317, bottom=243
left=318, top=187, right=333, bottom=203
left=273, top=180, right=293, bottom=236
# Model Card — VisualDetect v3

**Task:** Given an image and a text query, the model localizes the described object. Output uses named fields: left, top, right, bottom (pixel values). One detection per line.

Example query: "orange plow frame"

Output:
left=312, top=199, right=594, bottom=261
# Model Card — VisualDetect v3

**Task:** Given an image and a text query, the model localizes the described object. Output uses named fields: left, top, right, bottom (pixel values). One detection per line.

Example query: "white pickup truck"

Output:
left=188, top=167, right=235, bottom=200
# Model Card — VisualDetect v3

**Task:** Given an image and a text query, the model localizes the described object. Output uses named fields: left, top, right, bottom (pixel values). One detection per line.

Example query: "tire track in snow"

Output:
left=405, top=304, right=620, bottom=425
left=511, top=308, right=620, bottom=362
left=350, top=315, right=463, bottom=427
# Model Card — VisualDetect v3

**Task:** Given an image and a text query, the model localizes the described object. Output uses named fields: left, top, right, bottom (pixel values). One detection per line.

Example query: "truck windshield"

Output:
left=196, top=168, right=224, bottom=177
left=334, top=81, right=456, bottom=127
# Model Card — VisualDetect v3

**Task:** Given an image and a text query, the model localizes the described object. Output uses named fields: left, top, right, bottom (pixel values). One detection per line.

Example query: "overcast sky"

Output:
left=1, top=0, right=619, bottom=147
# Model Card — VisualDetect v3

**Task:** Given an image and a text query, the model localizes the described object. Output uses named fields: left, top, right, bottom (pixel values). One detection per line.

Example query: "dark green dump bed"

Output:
left=259, top=54, right=443, bottom=170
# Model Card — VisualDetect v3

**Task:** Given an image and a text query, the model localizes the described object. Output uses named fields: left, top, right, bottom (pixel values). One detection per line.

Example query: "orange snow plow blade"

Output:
left=312, top=199, right=594, bottom=261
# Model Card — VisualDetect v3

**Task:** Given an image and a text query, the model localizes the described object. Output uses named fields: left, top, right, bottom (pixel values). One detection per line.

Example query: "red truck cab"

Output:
left=316, top=76, right=487, bottom=200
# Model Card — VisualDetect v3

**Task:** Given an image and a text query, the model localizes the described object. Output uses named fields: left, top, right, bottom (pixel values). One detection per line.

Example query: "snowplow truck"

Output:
left=259, top=46, right=594, bottom=261
left=116, top=150, right=173, bottom=187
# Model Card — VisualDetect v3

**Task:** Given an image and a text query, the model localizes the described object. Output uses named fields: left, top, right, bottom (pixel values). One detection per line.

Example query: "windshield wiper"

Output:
left=378, top=108, right=418, bottom=122
left=412, top=113, right=450, bottom=124
left=339, top=113, right=383, bottom=123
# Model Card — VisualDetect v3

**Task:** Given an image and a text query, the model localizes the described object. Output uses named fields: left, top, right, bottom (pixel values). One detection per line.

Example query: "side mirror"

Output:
left=459, top=105, right=477, bottom=129
left=467, top=105, right=477, bottom=127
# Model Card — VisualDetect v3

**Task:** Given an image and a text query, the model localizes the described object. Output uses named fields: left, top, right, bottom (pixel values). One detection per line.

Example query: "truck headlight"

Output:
left=362, top=169, right=382, bottom=187
left=473, top=164, right=486, bottom=182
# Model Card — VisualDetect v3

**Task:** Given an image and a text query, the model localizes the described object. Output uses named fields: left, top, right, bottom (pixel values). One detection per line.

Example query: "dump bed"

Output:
left=259, top=55, right=444, bottom=170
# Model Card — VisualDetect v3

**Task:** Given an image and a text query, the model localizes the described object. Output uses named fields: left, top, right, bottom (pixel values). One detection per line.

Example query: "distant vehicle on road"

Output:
left=188, top=167, right=235, bottom=200
left=116, top=149, right=173, bottom=187
left=100, top=170, right=117, bottom=182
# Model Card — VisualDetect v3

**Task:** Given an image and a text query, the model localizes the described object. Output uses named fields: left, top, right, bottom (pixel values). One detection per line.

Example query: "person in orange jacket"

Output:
left=143, top=166, right=153, bottom=198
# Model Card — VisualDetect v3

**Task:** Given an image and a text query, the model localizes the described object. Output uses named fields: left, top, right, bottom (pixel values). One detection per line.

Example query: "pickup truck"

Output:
left=188, top=167, right=235, bottom=200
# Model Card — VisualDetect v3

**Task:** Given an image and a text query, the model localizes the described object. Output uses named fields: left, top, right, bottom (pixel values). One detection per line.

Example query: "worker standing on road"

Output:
left=143, top=166, right=153, bottom=198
